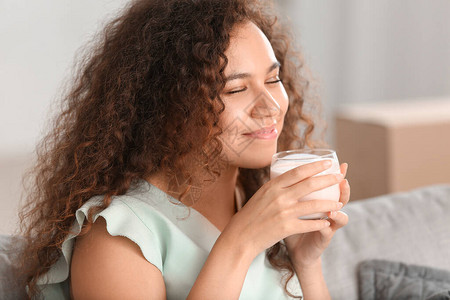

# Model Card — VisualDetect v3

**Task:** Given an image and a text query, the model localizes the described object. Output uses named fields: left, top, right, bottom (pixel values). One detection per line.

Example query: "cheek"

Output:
left=277, top=86, right=289, bottom=117
left=219, top=101, right=245, bottom=125
left=218, top=106, right=232, bottom=127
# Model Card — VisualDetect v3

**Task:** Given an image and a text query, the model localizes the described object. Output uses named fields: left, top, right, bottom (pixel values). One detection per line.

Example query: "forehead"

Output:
left=224, top=22, right=278, bottom=72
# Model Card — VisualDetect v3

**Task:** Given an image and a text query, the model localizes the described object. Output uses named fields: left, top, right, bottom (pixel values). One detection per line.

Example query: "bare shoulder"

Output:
left=70, top=217, right=166, bottom=300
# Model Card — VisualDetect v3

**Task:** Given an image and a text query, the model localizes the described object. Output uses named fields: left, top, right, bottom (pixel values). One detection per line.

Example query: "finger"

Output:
left=318, top=224, right=334, bottom=240
left=327, top=210, right=349, bottom=230
left=340, top=163, right=348, bottom=178
left=273, top=160, right=333, bottom=188
left=290, top=218, right=331, bottom=235
left=286, top=173, right=344, bottom=200
left=339, top=179, right=350, bottom=206
left=292, top=200, right=343, bottom=218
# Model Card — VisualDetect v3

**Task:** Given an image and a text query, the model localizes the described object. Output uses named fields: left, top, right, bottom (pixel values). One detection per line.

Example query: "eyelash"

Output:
left=227, top=88, right=246, bottom=94
left=267, top=79, right=282, bottom=84
left=226, top=79, right=282, bottom=94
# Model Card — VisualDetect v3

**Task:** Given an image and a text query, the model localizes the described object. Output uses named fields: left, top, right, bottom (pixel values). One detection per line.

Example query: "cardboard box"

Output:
left=335, top=98, right=450, bottom=200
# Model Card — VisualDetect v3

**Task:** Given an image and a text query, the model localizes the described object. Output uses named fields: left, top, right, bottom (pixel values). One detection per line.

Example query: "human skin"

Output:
left=70, top=21, right=350, bottom=300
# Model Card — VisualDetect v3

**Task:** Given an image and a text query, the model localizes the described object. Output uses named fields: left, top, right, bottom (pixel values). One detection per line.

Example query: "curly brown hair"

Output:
left=17, top=0, right=319, bottom=298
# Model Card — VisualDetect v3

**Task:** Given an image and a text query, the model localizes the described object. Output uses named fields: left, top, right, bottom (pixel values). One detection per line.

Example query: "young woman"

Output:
left=18, top=0, right=350, bottom=299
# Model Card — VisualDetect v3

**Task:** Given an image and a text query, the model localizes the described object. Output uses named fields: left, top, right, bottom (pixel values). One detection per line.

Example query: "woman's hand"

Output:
left=190, top=161, right=348, bottom=300
left=222, top=160, right=346, bottom=259
left=284, top=163, right=350, bottom=270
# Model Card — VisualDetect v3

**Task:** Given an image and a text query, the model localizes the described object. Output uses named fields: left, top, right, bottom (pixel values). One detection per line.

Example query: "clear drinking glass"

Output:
left=270, top=149, right=341, bottom=220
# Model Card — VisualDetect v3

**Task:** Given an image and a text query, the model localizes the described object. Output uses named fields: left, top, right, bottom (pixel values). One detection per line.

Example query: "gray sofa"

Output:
left=1, top=185, right=450, bottom=299
left=322, top=184, right=450, bottom=299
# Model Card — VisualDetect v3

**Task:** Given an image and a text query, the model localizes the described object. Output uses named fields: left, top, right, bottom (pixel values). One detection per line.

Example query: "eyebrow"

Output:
left=225, top=61, right=281, bottom=82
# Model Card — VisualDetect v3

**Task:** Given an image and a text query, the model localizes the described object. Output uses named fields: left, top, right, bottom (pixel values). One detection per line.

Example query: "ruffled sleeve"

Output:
left=37, top=195, right=165, bottom=298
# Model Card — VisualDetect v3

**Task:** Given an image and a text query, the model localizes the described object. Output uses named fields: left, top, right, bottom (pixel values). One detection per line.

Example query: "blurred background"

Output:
left=1, top=0, right=450, bottom=234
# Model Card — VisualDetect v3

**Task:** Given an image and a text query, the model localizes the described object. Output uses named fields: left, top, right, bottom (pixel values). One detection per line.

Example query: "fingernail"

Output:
left=324, top=160, right=332, bottom=167
left=335, top=174, right=344, bottom=180
left=337, top=202, right=343, bottom=208
left=343, top=163, right=348, bottom=174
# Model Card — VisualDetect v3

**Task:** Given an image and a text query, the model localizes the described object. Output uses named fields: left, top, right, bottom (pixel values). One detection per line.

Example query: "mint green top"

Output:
left=37, top=180, right=301, bottom=299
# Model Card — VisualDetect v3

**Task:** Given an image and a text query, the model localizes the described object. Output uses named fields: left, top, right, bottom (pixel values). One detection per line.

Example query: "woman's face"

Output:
left=219, top=21, right=289, bottom=169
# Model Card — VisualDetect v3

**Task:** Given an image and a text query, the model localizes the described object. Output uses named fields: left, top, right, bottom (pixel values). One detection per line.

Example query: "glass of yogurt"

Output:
left=270, top=149, right=341, bottom=220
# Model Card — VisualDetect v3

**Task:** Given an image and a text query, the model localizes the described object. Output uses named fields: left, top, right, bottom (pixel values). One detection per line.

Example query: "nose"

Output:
left=250, top=89, right=282, bottom=124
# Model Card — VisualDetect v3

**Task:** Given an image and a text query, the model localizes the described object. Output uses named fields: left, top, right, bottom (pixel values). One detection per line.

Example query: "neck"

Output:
left=146, top=165, right=240, bottom=232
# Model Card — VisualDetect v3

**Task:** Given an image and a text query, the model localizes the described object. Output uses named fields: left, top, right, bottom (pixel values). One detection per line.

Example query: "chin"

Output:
left=222, top=139, right=278, bottom=169
left=235, top=149, right=276, bottom=169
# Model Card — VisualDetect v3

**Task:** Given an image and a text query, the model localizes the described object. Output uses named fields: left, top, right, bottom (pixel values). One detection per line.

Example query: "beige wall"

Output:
left=0, top=1, right=128, bottom=235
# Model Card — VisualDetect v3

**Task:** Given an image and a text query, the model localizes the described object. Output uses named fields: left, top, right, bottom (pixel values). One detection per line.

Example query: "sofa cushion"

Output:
left=321, top=184, right=450, bottom=300
left=0, top=235, right=27, bottom=300
left=358, top=259, right=450, bottom=300
left=427, top=290, right=450, bottom=300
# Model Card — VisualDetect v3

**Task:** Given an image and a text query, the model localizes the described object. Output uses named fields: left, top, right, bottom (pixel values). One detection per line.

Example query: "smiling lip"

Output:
left=243, top=124, right=278, bottom=139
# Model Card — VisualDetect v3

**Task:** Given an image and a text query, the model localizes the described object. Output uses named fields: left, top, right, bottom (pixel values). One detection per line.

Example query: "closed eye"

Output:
left=226, top=87, right=247, bottom=94
left=266, top=79, right=282, bottom=84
